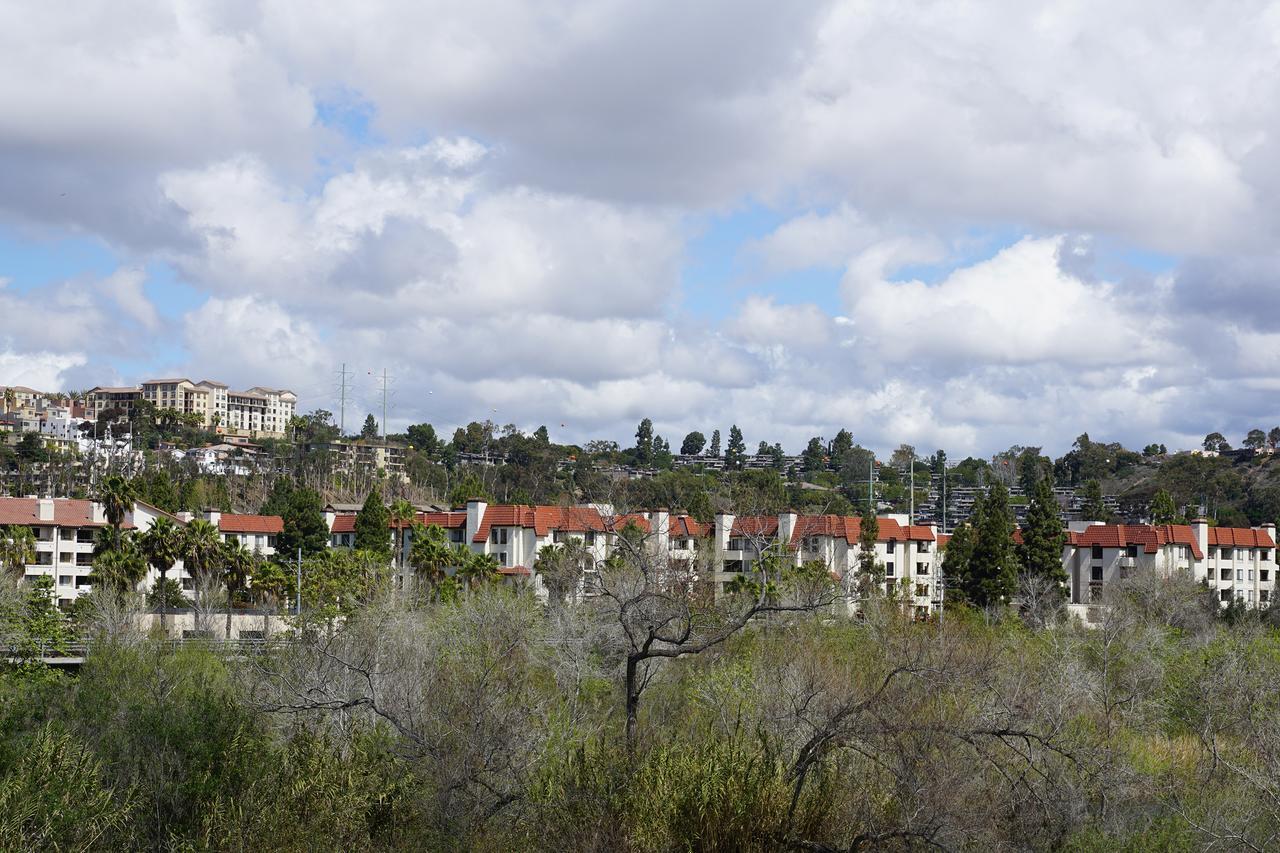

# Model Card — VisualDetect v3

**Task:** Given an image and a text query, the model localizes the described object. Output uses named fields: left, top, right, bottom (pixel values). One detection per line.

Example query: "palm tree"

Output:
left=390, top=498, right=415, bottom=572
left=138, top=517, right=182, bottom=634
left=0, top=525, right=36, bottom=581
left=96, top=474, right=136, bottom=550
left=533, top=540, right=590, bottom=604
left=181, top=519, right=222, bottom=603
left=250, top=559, right=291, bottom=636
left=219, top=539, right=254, bottom=639
left=459, top=551, right=501, bottom=593
left=408, top=522, right=453, bottom=597
left=89, top=541, right=147, bottom=594
left=2, top=387, right=16, bottom=415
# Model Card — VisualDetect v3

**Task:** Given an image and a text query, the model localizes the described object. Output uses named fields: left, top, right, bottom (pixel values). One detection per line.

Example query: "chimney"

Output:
left=778, top=509, right=798, bottom=549
left=466, top=498, right=488, bottom=543
left=91, top=501, right=106, bottom=525
left=203, top=509, right=222, bottom=527
left=714, top=511, right=734, bottom=558
left=37, top=498, right=54, bottom=522
left=1191, top=518, right=1210, bottom=561
left=652, top=507, right=670, bottom=558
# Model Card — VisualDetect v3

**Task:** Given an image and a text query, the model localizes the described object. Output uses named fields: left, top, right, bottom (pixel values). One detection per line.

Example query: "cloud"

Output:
left=0, top=348, right=86, bottom=392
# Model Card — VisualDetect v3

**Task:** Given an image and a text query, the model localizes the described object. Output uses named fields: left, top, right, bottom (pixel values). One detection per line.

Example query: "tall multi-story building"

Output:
left=92, top=379, right=296, bottom=438
left=84, top=387, right=142, bottom=422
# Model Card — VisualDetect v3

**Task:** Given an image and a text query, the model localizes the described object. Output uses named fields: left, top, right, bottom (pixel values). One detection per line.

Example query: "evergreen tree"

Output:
left=634, top=418, right=654, bottom=464
left=802, top=437, right=827, bottom=473
left=1021, top=477, right=1067, bottom=594
left=942, top=520, right=976, bottom=605
left=830, top=429, right=854, bottom=467
left=533, top=425, right=550, bottom=444
left=708, top=429, right=721, bottom=458
left=360, top=414, right=379, bottom=441
left=725, top=425, right=746, bottom=470
left=1080, top=479, right=1108, bottom=521
left=856, top=511, right=882, bottom=598
left=680, top=431, right=706, bottom=455
left=1150, top=489, right=1181, bottom=525
left=278, top=488, right=330, bottom=558
left=260, top=477, right=295, bottom=517
left=969, top=484, right=1018, bottom=608
left=353, top=491, right=391, bottom=558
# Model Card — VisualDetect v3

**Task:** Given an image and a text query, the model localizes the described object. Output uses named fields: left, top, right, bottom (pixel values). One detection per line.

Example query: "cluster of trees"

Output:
left=7, top=529, right=1280, bottom=849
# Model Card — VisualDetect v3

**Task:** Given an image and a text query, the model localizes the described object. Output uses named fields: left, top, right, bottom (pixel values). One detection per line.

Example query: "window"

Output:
left=728, top=538, right=747, bottom=551
left=1237, top=569, right=1244, bottom=582
left=1264, top=550, right=1272, bottom=561
left=1209, top=547, right=1217, bottom=558
left=918, top=541, right=931, bottom=552
left=58, top=552, right=72, bottom=565
left=885, top=580, right=896, bottom=595
left=1091, top=545, right=1103, bottom=559
left=585, top=531, right=596, bottom=546
left=916, top=562, right=929, bottom=575
left=915, top=583, right=929, bottom=597
left=58, top=575, right=71, bottom=586
left=1126, top=545, right=1138, bottom=558
left=1249, top=569, right=1255, bottom=581
left=1220, top=589, right=1232, bottom=602
left=1091, top=566, right=1104, bottom=582
left=1263, top=570, right=1271, bottom=582
left=553, top=531, right=567, bottom=544
left=498, top=551, right=508, bottom=566
left=450, top=529, right=464, bottom=543
left=885, top=562, right=895, bottom=577
left=1223, top=548, right=1234, bottom=561
left=1264, top=590, right=1272, bottom=603
left=1221, top=569, right=1231, bottom=581
left=489, top=528, right=508, bottom=545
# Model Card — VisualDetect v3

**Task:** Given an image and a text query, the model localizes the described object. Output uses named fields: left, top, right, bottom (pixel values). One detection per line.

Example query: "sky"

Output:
left=3, top=1, right=1280, bottom=459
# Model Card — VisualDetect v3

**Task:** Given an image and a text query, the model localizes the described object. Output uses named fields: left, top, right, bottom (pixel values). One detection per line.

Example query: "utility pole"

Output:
left=868, top=457, right=874, bottom=515
left=910, top=457, right=914, bottom=522
left=378, top=368, right=390, bottom=442
left=337, top=363, right=353, bottom=436
left=295, top=547, right=302, bottom=616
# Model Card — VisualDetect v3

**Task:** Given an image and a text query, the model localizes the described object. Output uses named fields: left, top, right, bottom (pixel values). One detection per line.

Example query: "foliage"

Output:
left=278, top=487, right=329, bottom=558
left=353, top=491, right=392, bottom=558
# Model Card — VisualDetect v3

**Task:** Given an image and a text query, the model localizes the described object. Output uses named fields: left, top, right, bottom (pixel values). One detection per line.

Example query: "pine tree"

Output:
left=708, top=429, right=721, bottom=458
left=1021, top=477, right=1066, bottom=594
left=278, top=488, right=330, bottom=558
left=856, top=511, right=882, bottom=598
left=725, top=425, right=746, bottom=470
left=1080, top=479, right=1108, bottom=521
left=942, top=519, right=975, bottom=605
left=1150, top=489, right=1180, bottom=524
left=353, top=490, right=391, bottom=558
left=969, top=483, right=1017, bottom=607
left=634, top=418, right=654, bottom=464
left=360, top=413, right=379, bottom=440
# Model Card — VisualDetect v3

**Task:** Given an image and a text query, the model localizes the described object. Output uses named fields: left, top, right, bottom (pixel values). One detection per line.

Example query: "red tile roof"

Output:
left=330, top=515, right=356, bottom=534
left=1208, top=527, right=1276, bottom=548
left=668, top=515, right=711, bottom=538
left=1069, top=524, right=1205, bottom=559
left=474, top=505, right=625, bottom=543
left=730, top=516, right=780, bottom=537
left=790, top=515, right=935, bottom=545
left=217, top=513, right=284, bottom=534
left=497, top=565, right=532, bottom=576
left=0, top=498, right=117, bottom=528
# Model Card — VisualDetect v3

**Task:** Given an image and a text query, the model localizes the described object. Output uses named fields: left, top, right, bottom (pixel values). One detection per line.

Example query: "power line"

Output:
left=336, top=363, right=353, bottom=436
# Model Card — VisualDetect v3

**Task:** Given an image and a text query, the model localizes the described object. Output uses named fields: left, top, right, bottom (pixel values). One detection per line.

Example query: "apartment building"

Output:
left=84, top=387, right=142, bottom=421
left=140, top=379, right=296, bottom=438
left=324, top=500, right=941, bottom=612
left=0, top=497, right=190, bottom=608
left=1064, top=519, right=1277, bottom=619
left=201, top=510, right=283, bottom=558
left=317, top=440, right=408, bottom=481
left=1, top=385, right=41, bottom=412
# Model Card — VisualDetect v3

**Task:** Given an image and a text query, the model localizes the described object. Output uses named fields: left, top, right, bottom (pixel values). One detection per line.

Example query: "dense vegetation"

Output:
left=5, top=561, right=1280, bottom=850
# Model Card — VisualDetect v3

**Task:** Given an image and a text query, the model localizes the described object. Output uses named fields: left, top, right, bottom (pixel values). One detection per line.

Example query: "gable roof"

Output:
left=1069, top=524, right=1205, bottom=559
left=217, top=513, right=283, bottom=534
left=1208, top=527, right=1276, bottom=548
left=0, top=498, right=118, bottom=528
left=668, top=515, right=711, bottom=538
